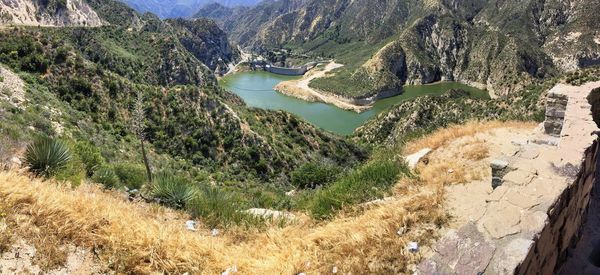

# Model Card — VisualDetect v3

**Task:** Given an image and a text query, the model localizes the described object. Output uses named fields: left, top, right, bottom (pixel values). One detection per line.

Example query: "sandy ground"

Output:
left=275, top=62, right=371, bottom=113
left=0, top=239, right=105, bottom=274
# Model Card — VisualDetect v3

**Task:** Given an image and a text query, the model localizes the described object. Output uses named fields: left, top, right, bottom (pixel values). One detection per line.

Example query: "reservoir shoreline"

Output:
left=220, top=71, right=488, bottom=136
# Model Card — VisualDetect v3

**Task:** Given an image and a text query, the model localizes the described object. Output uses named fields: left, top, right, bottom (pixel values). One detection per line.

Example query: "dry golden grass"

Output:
left=404, top=120, right=537, bottom=155
left=463, top=142, right=490, bottom=161
left=400, top=121, right=536, bottom=191
left=0, top=205, right=13, bottom=254
left=0, top=171, right=447, bottom=274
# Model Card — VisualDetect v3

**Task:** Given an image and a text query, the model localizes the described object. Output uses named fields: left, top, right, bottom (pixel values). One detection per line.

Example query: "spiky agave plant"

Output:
left=24, top=136, right=72, bottom=178
left=92, top=166, right=121, bottom=189
left=149, top=172, right=196, bottom=209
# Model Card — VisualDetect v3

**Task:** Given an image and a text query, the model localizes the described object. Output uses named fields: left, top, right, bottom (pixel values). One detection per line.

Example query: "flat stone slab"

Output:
left=503, top=169, right=536, bottom=185
left=490, top=238, right=534, bottom=274
left=520, top=211, right=548, bottom=236
left=487, top=185, right=509, bottom=202
left=480, top=201, right=522, bottom=239
left=417, top=223, right=495, bottom=275
left=518, top=146, right=541, bottom=160
left=505, top=188, right=542, bottom=209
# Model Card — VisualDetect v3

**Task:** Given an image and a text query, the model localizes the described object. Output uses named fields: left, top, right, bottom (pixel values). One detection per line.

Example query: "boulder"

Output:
left=405, top=148, right=432, bottom=169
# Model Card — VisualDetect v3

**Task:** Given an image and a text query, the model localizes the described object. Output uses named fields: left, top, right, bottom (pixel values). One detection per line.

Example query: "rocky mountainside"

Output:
left=214, top=0, right=600, bottom=97
left=120, top=0, right=262, bottom=19
left=167, top=18, right=240, bottom=75
left=1, top=0, right=241, bottom=77
left=0, top=0, right=104, bottom=26
left=0, top=0, right=364, bottom=184
left=196, top=0, right=307, bottom=46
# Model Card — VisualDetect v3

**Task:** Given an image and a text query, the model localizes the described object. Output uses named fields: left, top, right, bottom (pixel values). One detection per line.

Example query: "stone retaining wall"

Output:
left=416, top=82, right=600, bottom=275
left=266, top=65, right=307, bottom=76
left=516, top=139, right=599, bottom=274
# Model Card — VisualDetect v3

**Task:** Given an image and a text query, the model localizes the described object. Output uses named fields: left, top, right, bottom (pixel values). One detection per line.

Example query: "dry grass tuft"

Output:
left=463, top=142, right=490, bottom=161
left=405, top=120, right=536, bottom=154
left=0, top=206, right=13, bottom=253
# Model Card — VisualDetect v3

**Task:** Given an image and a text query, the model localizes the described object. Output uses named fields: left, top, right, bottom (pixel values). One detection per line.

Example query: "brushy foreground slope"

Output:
left=0, top=121, right=534, bottom=274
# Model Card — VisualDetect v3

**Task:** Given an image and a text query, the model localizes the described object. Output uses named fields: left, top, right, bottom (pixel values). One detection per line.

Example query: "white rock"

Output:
left=332, top=266, right=338, bottom=273
left=397, top=227, right=407, bottom=236
left=405, top=148, right=432, bottom=169
left=244, top=208, right=296, bottom=221
left=286, top=190, right=297, bottom=197
left=211, top=228, right=220, bottom=237
left=222, top=265, right=237, bottom=275
left=9, top=156, right=21, bottom=165
left=185, top=220, right=197, bottom=231
left=407, top=242, right=419, bottom=253
left=447, top=169, right=455, bottom=174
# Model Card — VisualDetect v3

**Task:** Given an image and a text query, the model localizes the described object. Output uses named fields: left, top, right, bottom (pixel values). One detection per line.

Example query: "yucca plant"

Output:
left=92, top=166, right=121, bottom=189
left=24, top=136, right=72, bottom=178
left=149, top=172, right=196, bottom=209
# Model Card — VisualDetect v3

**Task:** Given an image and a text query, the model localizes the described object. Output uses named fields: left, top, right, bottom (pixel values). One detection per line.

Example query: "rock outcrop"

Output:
left=166, top=18, right=240, bottom=76
left=0, top=0, right=104, bottom=27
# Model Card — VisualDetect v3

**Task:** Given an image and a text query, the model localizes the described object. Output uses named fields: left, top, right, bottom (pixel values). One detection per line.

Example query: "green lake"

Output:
left=220, top=71, right=488, bottom=136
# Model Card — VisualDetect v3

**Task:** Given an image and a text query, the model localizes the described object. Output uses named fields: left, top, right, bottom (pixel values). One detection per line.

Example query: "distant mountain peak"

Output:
left=120, top=0, right=263, bottom=18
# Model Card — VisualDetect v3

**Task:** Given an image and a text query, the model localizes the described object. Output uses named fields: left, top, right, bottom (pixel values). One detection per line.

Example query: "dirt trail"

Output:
left=275, top=62, right=371, bottom=113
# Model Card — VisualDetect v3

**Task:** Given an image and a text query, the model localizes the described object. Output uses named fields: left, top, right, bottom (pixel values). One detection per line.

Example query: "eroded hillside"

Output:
left=203, top=0, right=600, bottom=98
left=0, top=0, right=104, bottom=26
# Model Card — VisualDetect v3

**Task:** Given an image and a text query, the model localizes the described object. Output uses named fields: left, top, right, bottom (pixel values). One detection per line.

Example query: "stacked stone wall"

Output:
left=516, top=139, right=598, bottom=274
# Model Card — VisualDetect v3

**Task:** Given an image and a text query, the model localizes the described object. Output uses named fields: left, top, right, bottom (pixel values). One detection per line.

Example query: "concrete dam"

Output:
left=262, top=62, right=321, bottom=76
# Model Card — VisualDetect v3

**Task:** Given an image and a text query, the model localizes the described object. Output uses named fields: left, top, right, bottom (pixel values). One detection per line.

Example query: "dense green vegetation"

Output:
left=565, top=66, right=600, bottom=86
left=0, top=2, right=370, bottom=227
left=298, top=150, right=410, bottom=219
left=355, top=82, right=557, bottom=145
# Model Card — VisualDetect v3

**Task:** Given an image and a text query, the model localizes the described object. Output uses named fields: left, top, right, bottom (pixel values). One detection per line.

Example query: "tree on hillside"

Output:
left=131, top=91, right=153, bottom=184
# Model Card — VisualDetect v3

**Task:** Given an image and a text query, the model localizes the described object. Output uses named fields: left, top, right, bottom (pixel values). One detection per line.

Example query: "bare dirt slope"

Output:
left=275, top=62, right=371, bottom=112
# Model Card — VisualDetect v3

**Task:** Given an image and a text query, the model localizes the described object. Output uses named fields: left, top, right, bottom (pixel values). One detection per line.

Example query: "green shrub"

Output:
left=187, top=187, right=251, bottom=229
left=149, top=172, right=196, bottom=209
left=112, top=163, right=147, bottom=190
left=304, top=157, right=408, bottom=219
left=92, top=166, right=121, bottom=189
left=24, top=136, right=72, bottom=178
left=291, top=162, right=342, bottom=189
left=74, top=141, right=105, bottom=177
left=54, top=151, right=85, bottom=186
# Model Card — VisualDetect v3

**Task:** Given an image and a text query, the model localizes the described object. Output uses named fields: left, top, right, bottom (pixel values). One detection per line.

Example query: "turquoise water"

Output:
left=220, top=71, right=487, bottom=135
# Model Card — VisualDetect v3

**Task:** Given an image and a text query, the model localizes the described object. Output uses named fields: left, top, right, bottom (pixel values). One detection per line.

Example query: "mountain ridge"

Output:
left=208, top=0, right=600, bottom=98
left=121, top=0, right=263, bottom=19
